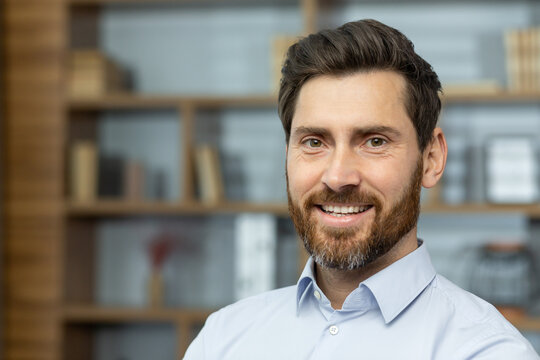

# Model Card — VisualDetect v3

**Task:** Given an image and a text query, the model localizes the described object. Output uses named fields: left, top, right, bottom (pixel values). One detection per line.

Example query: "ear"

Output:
left=422, top=127, right=447, bottom=188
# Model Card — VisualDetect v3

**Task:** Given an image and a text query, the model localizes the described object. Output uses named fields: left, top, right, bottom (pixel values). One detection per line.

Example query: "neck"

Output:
left=315, top=232, right=418, bottom=310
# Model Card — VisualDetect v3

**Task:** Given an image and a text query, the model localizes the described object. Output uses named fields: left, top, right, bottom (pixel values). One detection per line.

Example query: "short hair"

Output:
left=278, top=19, right=441, bottom=151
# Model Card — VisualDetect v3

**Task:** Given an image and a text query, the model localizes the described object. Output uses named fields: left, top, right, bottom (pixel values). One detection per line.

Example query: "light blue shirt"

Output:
left=184, top=241, right=539, bottom=359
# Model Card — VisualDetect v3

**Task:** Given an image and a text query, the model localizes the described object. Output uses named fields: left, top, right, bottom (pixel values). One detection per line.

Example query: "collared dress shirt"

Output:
left=183, top=241, right=540, bottom=359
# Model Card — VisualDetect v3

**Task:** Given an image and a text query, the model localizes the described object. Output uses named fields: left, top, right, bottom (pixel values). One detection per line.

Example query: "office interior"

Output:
left=3, top=0, right=540, bottom=359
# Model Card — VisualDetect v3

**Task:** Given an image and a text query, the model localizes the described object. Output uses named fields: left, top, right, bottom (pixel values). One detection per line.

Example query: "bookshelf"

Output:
left=62, top=1, right=314, bottom=359
left=4, top=1, right=540, bottom=359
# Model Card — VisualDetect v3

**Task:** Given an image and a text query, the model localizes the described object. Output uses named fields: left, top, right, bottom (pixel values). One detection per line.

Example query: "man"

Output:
left=184, top=19, right=540, bottom=359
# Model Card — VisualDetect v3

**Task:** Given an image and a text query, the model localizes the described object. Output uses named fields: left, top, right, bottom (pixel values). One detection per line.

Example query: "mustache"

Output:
left=304, top=186, right=382, bottom=208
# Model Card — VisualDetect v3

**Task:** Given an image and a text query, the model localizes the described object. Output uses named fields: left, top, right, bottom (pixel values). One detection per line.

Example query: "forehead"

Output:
left=292, top=71, right=412, bottom=134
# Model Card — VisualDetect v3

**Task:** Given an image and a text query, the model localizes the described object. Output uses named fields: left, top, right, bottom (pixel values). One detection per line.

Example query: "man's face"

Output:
left=286, top=71, right=425, bottom=270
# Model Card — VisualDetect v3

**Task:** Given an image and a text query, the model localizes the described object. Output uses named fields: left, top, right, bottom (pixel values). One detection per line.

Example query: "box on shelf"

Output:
left=68, top=49, right=129, bottom=98
left=485, top=136, right=539, bottom=203
left=234, top=214, right=276, bottom=300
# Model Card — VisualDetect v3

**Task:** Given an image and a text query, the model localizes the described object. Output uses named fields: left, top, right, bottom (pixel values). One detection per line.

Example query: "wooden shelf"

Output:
left=60, top=305, right=540, bottom=331
left=63, top=305, right=213, bottom=323
left=68, top=94, right=277, bottom=111
left=66, top=91, right=540, bottom=111
left=66, top=200, right=289, bottom=216
left=64, top=200, right=540, bottom=217
left=422, top=203, right=540, bottom=217
left=69, top=0, right=296, bottom=5
left=70, top=0, right=203, bottom=3
left=442, top=91, right=540, bottom=103
left=509, top=316, right=540, bottom=332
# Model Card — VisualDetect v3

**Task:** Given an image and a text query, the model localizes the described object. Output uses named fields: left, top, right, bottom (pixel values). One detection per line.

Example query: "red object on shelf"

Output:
left=148, top=232, right=174, bottom=271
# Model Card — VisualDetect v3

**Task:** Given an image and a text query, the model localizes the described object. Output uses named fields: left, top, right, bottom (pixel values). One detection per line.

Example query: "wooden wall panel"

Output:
left=2, top=1, right=65, bottom=359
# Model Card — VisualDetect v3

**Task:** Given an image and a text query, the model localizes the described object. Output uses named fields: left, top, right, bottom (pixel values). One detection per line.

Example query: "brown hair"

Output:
left=278, top=19, right=441, bottom=151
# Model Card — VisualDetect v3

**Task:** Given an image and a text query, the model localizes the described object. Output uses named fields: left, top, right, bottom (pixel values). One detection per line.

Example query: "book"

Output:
left=98, top=155, right=125, bottom=198
left=124, top=160, right=145, bottom=201
left=194, top=145, right=224, bottom=204
left=70, top=141, right=98, bottom=202
left=505, top=29, right=521, bottom=92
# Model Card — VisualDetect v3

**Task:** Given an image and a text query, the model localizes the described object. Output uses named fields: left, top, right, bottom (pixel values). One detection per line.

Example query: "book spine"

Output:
left=505, top=29, right=520, bottom=92
left=125, top=160, right=145, bottom=201
left=70, top=141, right=98, bottom=202
left=195, top=145, right=224, bottom=204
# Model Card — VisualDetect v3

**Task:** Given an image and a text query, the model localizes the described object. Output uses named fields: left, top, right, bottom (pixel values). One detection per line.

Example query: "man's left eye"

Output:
left=367, top=138, right=386, bottom=147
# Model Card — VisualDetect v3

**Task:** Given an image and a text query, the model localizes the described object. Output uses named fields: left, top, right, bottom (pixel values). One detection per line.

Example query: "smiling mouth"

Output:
left=318, top=204, right=373, bottom=217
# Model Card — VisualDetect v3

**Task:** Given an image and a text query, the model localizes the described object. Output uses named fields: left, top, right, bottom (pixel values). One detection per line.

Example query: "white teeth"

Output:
left=321, top=204, right=370, bottom=215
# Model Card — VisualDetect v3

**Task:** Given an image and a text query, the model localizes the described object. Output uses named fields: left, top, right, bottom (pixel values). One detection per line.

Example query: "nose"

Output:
left=321, top=148, right=362, bottom=192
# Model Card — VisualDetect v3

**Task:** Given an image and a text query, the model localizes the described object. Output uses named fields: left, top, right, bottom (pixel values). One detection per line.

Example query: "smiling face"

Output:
left=286, top=70, right=425, bottom=270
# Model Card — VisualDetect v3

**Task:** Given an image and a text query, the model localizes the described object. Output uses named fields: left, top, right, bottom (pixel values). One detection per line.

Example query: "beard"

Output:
left=287, top=158, right=423, bottom=271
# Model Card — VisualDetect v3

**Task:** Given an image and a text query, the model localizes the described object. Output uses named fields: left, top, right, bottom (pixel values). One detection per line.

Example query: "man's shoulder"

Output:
left=429, top=274, right=510, bottom=327
left=425, top=274, right=538, bottom=358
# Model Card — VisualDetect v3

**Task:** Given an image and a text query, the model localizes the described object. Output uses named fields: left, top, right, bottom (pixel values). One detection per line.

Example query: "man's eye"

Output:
left=305, top=139, right=323, bottom=148
left=367, top=138, right=386, bottom=147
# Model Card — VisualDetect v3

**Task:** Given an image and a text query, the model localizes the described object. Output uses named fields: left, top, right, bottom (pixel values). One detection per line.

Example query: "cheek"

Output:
left=364, top=160, right=406, bottom=197
left=286, top=155, right=323, bottom=199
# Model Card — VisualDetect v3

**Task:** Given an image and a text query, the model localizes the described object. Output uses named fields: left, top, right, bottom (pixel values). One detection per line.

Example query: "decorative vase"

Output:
left=148, top=270, right=164, bottom=307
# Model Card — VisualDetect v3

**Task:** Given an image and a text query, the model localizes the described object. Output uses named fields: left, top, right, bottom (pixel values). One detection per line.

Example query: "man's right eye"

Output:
left=305, top=138, right=322, bottom=148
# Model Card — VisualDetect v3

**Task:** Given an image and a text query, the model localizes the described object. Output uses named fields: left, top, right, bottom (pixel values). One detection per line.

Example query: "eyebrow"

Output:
left=291, top=125, right=402, bottom=139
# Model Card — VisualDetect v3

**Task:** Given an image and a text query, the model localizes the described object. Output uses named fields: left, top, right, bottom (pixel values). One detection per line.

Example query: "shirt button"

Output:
left=329, top=325, right=339, bottom=335
left=314, top=290, right=321, bottom=300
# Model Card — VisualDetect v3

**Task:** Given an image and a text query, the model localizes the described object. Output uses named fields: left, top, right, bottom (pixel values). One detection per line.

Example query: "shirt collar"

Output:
left=296, top=240, right=436, bottom=323
left=296, top=257, right=316, bottom=313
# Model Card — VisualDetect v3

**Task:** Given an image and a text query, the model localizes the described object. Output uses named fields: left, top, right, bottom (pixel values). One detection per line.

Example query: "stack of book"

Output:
left=68, top=50, right=127, bottom=98
left=70, top=140, right=147, bottom=202
left=505, top=27, right=540, bottom=92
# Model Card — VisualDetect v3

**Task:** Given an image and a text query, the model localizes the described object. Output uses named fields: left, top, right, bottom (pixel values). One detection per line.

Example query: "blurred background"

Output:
left=4, top=0, right=540, bottom=359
